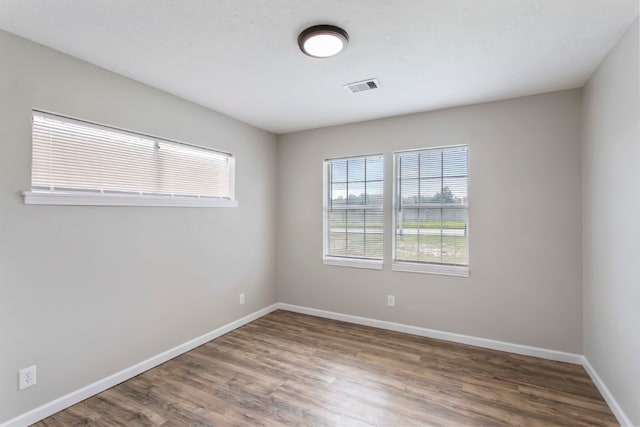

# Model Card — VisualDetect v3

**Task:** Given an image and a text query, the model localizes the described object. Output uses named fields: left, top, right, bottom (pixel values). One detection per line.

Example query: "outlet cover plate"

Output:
left=19, top=365, right=37, bottom=390
left=387, top=295, right=395, bottom=307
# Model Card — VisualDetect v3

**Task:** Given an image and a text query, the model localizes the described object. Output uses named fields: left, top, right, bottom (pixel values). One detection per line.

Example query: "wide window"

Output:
left=23, top=111, right=236, bottom=207
left=393, top=146, right=468, bottom=276
left=324, top=155, right=384, bottom=269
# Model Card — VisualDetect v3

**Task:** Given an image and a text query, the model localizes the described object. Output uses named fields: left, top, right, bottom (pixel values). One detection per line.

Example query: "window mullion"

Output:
left=440, top=150, right=444, bottom=264
left=345, top=161, right=349, bottom=256
left=363, top=159, right=367, bottom=258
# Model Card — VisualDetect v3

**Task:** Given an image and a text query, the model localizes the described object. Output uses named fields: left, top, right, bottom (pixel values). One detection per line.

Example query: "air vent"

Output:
left=344, top=78, right=381, bottom=93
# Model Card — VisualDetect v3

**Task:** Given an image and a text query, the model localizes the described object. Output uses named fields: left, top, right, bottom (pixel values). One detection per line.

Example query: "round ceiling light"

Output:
left=298, top=25, right=349, bottom=58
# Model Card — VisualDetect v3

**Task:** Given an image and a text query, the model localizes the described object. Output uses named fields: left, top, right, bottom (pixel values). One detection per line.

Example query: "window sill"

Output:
left=22, top=191, right=238, bottom=208
left=323, top=257, right=383, bottom=270
left=392, top=262, right=469, bottom=277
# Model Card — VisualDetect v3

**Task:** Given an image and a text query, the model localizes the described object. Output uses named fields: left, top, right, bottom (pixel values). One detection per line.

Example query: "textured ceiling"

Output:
left=0, top=0, right=637, bottom=134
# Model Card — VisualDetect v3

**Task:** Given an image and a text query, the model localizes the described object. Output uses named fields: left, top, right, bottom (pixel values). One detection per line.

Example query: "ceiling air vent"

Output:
left=344, top=78, right=381, bottom=94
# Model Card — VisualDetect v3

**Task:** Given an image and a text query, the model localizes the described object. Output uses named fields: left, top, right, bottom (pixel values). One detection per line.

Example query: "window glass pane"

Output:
left=418, top=208, right=443, bottom=233
left=365, top=208, right=384, bottom=260
left=443, top=148, right=467, bottom=177
left=365, top=209, right=384, bottom=233
left=416, top=208, right=443, bottom=264
left=367, top=156, right=384, bottom=181
left=419, top=150, right=441, bottom=178
left=348, top=182, right=365, bottom=205
left=399, top=153, right=419, bottom=179
left=347, top=158, right=366, bottom=182
left=329, top=232, right=347, bottom=257
left=442, top=208, right=468, bottom=265
left=400, top=178, right=419, bottom=205
left=331, top=160, right=347, bottom=183
left=331, top=182, right=347, bottom=205
left=346, top=206, right=376, bottom=259
left=397, top=208, right=442, bottom=263
left=327, top=209, right=346, bottom=257
left=346, top=209, right=365, bottom=233
left=395, top=213, right=419, bottom=262
left=366, top=180, right=383, bottom=205
left=346, top=233, right=366, bottom=258
left=442, top=177, right=468, bottom=203
left=365, top=209, right=383, bottom=259
left=364, top=232, right=383, bottom=259
left=328, top=209, right=347, bottom=232
left=419, top=178, right=441, bottom=202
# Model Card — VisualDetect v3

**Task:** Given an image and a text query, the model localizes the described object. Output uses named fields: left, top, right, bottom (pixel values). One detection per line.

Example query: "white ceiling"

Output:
left=0, top=1, right=637, bottom=134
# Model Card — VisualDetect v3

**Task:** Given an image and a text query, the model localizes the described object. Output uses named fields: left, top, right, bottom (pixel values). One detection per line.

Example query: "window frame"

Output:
left=323, top=154, right=384, bottom=270
left=23, top=110, right=237, bottom=208
left=392, top=145, right=469, bottom=277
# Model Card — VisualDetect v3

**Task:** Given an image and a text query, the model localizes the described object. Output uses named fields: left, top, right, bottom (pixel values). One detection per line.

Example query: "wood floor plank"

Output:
left=33, top=310, right=618, bottom=426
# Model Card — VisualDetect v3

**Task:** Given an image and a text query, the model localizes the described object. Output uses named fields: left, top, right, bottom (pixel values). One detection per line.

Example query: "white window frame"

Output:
left=323, top=154, right=384, bottom=270
left=23, top=111, right=237, bottom=208
left=392, top=145, right=469, bottom=277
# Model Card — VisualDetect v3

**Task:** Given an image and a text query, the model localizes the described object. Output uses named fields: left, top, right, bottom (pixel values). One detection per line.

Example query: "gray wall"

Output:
left=277, top=90, right=583, bottom=353
left=582, top=18, right=639, bottom=425
left=0, top=30, right=277, bottom=423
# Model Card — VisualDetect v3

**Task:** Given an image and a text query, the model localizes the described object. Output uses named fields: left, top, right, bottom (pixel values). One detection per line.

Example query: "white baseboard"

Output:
left=582, top=357, right=633, bottom=427
left=1, top=304, right=279, bottom=427
left=276, top=303, right=583, bottom=364
left=4, top=302, right=632, bottom=427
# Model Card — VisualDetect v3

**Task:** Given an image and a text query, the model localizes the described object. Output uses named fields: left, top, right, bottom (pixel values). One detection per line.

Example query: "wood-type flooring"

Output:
left=35, top=310, right=617, bottom=426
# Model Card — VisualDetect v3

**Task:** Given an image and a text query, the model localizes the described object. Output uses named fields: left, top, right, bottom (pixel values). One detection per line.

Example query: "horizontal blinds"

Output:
left=326, top=155, right=383, bottom=260
left=395, top=146, right=468, bottom=266
left=31, top=112, right=233, bottom=199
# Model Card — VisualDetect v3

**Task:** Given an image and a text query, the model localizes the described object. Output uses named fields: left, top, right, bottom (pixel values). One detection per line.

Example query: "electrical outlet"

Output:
left=387, top=295, right=395, bottom=307
left=239, top=293, right=245, bottom=305
left=19, top=365, right=37, bottom=390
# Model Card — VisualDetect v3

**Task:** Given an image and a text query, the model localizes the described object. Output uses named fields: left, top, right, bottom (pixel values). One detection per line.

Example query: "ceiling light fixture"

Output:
left=298, top=25, right=349, bottom=58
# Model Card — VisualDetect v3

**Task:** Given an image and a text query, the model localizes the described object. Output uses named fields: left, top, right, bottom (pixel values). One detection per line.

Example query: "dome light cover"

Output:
left=298, top=25, right=349, bottom=58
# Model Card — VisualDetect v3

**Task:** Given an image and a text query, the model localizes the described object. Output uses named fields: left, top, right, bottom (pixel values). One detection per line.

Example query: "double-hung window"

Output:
left=393, top=145, right=469, bottom=276
left=323, top=155, right=384, bottom=269
left=23, top=111, right=236, bottom=207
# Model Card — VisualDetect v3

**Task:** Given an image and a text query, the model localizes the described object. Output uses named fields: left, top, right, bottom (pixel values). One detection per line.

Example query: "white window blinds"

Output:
left=394, top=146, right=468, bottom=270
left=30, top=111, right=234, bottom=202
left=324, top=155, right=384, bottom=264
